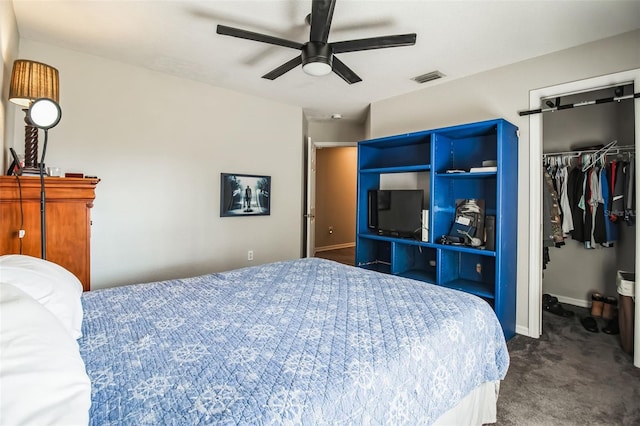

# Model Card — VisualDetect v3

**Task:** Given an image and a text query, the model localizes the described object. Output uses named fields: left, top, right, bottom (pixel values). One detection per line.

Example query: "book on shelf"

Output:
left=469, top=166, right=497, bottom=173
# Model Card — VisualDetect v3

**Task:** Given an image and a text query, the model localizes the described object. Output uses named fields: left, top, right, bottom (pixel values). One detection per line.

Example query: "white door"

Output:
left=305, top=137, right=316, bottom=257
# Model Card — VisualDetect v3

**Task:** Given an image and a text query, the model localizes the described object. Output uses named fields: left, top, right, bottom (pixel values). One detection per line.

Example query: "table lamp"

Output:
left=8, top=59, right=59, bottom=174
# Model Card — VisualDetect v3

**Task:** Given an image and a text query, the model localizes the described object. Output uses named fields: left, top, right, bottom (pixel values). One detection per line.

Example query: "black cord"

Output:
left=39, top=163, right=46, bottom=259
left=14, top=174, right=24, bottom=254
left=39, top=130, right=49, bottom=260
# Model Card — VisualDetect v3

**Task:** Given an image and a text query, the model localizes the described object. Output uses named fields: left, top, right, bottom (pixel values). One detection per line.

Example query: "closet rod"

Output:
left=543, top=145, right=635, bottom=158
left=519, top=92, right=639, bottom=116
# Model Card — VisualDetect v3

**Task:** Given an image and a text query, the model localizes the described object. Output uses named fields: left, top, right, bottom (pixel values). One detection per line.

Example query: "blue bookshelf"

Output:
left=355, top=119, right=518, bottom=339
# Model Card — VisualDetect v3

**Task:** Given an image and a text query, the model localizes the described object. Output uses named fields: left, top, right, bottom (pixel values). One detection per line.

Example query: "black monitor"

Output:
left=368, top=189, right=424, bottom=239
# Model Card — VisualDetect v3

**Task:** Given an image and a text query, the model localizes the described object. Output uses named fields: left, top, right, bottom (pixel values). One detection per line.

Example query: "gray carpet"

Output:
left=497, top=306, right=640, bottom=425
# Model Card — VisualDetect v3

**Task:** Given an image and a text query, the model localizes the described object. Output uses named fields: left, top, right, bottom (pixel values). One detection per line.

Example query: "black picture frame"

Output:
left=220, top=173, right=271, bottom=217
left=7, top=148, right=23, bottom=176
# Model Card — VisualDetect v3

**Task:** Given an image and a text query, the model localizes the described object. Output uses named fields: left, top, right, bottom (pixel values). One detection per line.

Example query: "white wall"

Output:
left=11, top=40, right=304, bottom=289
left=1, top=0, right=19, bottom=167
left=308, top=120, right=365, bottom=143
left=368, top=29, right=640, bottom=334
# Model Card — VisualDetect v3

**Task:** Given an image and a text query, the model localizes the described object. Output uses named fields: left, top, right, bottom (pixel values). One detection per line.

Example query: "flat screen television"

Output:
left=368, top=189, right=424, bottom=239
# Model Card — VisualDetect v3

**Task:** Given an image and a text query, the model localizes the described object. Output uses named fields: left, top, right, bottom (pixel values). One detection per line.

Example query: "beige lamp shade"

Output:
left=9, top=60, right=59, bottom=107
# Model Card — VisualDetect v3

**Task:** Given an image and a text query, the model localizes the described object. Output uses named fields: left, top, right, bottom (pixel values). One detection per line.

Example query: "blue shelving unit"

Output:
left=355, top=119, right=518, bottom=339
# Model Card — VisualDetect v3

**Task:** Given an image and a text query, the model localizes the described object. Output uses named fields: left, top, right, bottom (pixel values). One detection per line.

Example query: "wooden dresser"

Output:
left=0, top=176, right=99, bottom=291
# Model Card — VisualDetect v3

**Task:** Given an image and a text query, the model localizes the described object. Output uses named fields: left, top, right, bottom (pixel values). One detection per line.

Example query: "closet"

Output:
left=541, top=84, right=636, bottom=306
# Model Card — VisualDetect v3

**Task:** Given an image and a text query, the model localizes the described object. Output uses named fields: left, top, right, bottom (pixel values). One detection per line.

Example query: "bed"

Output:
left=0, top=255, right=509, bottom=425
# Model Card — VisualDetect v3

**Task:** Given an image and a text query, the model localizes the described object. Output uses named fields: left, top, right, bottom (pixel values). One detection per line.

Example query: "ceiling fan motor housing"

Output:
left=302, top=42, right=333, bottom=75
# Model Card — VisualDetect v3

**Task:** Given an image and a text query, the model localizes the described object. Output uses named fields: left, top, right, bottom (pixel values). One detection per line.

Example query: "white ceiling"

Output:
left=11, top=0, right=640, bottom=122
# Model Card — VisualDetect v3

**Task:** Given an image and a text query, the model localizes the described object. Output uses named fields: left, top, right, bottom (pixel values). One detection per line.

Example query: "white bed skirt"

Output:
left=433, top=380, right=500, bottom=426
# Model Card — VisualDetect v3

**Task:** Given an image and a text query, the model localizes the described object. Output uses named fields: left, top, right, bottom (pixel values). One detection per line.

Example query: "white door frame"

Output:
left=305, top=140, right=357, bottom=258
left=528, top=69, right=640, bottom=367
left=305, top=137, right=316, bottom=257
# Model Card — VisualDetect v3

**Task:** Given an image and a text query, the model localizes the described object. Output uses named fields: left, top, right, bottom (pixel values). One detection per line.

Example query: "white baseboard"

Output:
left=549, top=293, right=589, bottom=308
left=515, top=324, right=534, bottom=338
left=516, top=294, right=588, bottom=340
left=315, top=242, right=355, bottom=252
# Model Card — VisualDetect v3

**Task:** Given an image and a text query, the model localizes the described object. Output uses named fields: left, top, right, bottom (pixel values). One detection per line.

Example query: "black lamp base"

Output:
left=19, top=166, right=46, bottom=176
left=22, top=109, right=39, bottom=169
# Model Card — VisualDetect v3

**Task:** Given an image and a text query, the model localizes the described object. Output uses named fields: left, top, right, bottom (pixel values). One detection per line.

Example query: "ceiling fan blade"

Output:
left=331, top=33, right=417, bottom=54
left=331, top=56, right=362, bottom=84
left=310, top=0, right=336, bottom=43
left=217, top=25, right=303, bottom=50
left=262, top=55, right=303, bottom=80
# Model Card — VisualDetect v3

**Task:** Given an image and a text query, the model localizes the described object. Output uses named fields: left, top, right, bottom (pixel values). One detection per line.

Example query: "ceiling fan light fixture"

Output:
left=301, top=42, right=333, bottom=76
left=303, top=61, right=332, bottom=76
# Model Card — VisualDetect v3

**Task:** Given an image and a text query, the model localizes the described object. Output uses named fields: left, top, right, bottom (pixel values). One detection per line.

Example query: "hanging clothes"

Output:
left=611, top=160, right=626, bottom=221
left=582, top=169, right=593, bottom=247
left=567, top=165, right=585, bottom=242
left=610, top=156, right=637, bottom=226
left=608, top=160, right=618, bottom=221
left=542, top=166, right=564, bottom=247
left=600, top=166, right=618, bottom=245
left=623, top=157, right=635, bottom=225
left=542, top=166, right=561, bottom=270
left=540, top=147, right=634, bottom=270
left=558, top=165, right=574, bottom=234
left=591, top=166, right=607, bottom=245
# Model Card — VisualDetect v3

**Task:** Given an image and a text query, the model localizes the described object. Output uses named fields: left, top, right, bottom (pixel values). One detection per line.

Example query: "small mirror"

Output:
left=28, top=98, right=61, bottom=129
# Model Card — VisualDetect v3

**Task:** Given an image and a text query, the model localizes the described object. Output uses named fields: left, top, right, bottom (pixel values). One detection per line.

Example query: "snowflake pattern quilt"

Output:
left=79, top=258, right=509, bottom=425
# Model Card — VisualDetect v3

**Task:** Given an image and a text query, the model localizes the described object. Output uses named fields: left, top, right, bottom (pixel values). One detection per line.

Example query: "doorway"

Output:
left=305, top=141, right=357, bottom=260
left=527, top=69, right=640, bottom=367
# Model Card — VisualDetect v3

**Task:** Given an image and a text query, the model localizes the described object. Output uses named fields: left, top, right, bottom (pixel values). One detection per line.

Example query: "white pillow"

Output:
left=0, top=255, right=84, bottom=339
left=0, top=283, right=91, bottom=426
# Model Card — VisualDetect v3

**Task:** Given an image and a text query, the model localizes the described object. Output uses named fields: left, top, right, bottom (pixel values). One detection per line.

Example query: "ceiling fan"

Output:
left=216, top=0, right=417, bottom=84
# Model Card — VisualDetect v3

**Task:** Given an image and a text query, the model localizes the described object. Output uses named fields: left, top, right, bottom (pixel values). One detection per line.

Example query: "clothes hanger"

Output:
left=581, top=140, right=618, bottom=171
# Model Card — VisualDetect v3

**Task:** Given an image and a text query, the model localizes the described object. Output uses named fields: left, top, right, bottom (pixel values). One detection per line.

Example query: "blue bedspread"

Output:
left=79, top=258, right=508, bottom=425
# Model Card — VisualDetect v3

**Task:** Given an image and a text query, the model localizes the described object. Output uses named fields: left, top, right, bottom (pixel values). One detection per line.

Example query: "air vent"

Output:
left=412, top=71, right=445, bottom=84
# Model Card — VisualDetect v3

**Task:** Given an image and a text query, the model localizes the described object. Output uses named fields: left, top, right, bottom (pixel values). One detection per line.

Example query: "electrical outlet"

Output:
left=247, top=250, right=254, bottom=261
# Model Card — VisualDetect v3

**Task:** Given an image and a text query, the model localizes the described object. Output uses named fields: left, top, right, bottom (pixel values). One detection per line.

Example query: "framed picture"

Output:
left=220, top=173, right=271, bottom=217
